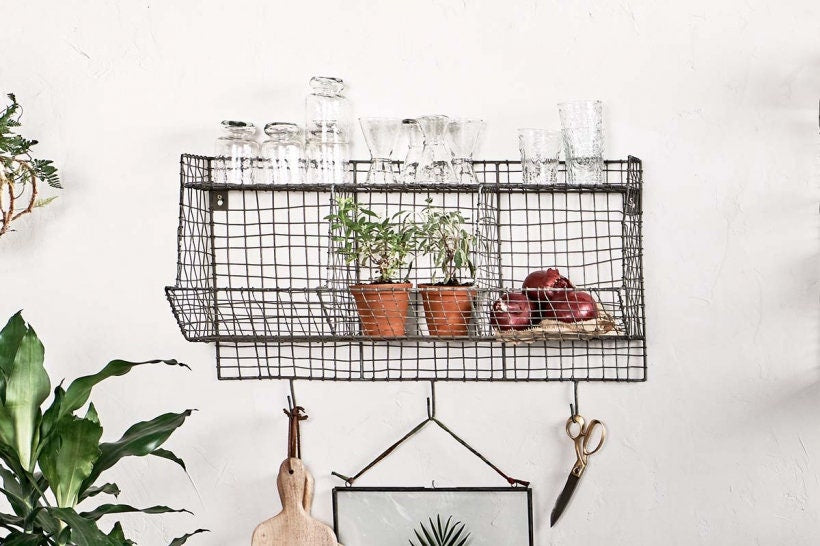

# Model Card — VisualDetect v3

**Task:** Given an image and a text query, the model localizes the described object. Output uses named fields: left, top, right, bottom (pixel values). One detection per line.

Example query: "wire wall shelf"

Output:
left=166, top=155, right=646, bottom=382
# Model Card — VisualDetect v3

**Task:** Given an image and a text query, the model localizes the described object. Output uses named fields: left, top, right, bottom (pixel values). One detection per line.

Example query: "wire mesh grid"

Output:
left=166, top=155, right=645, bottom=381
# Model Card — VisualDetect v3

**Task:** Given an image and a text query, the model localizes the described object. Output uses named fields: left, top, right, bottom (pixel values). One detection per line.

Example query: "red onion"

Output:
left=541, top=291, right=598, bottom=323
left=490, top=292, right=533, bottom=330
left=522, top=269, right=574, bottom=302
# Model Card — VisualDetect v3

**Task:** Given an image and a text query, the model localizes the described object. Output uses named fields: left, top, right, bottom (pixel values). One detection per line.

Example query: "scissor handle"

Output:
left=565, top=414, right=586, bottom=440
left=582, top=419, right=606, bottom=456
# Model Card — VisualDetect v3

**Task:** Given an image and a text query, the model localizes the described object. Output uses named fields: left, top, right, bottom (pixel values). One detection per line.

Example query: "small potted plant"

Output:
left=415, top=200, right=476, bottom=337
left=325, top=197, right=417, bottom=337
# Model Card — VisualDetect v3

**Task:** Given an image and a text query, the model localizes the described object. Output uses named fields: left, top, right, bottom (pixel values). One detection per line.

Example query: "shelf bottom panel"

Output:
left=214, top=338, right=646, bottom=382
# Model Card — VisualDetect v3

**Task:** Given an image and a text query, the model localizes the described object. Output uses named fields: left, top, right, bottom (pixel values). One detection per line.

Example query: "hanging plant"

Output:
left=0, top=93, right=61, bottom=237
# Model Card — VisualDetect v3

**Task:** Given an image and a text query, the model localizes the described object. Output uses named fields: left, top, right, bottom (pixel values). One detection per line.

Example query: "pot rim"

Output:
left=350, top=282, right=413, bottom=291
left=417, top=283, right=476, bottom=291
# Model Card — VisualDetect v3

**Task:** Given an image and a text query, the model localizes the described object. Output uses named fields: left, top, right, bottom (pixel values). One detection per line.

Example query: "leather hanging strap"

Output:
left=284, top=406, right=308, bottom=460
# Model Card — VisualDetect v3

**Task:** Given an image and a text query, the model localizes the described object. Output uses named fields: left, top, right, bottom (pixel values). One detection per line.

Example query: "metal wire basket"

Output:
left=166, top=155, right=645, bottom=381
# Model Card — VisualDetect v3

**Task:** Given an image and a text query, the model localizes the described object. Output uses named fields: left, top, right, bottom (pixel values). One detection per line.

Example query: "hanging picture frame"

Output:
left=333, top=486, right=533, bottom=546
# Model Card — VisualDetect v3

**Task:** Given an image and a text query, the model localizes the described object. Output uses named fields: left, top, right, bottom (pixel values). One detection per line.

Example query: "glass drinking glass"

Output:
left=305, top=76, right=351, bottom=184
left=215, top=120, right=259, bottom=185
left=360, top=117, right=402, bottom=184
left=400, top=118, right=424, bottom=183
left=261, top=122, right=304, bottom=184
left=447, top=118, right=484, bottom=184
left=518, top=128, right=561, bottom=184
left=417, top=115, right=456, bottom=183
left=558, top=100, right=603, bottom=184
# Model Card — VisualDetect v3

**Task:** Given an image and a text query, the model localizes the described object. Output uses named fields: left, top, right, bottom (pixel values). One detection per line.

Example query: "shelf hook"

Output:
left=427, top=380, right=437, bottom=419
left=289, top=378, right=297, bottom=409
left=570, top=381, right=580, bottom=417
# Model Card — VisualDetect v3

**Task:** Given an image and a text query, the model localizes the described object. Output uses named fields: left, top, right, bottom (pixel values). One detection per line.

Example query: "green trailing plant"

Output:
left=0, top=311, right=207, bottom=545
left=0, top=94, right=61, bottom=237
left=409, top=515, right=471, bottom=546
left=416, top=199, right=476, bottom=285
left=325, top=196, right=417, bottom=284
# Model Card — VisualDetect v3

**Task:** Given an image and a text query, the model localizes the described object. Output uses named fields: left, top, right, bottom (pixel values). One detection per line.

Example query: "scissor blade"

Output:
left=550, top=472, right=580, bottom=527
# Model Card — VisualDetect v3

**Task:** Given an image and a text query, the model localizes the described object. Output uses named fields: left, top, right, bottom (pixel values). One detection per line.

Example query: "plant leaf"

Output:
left=0, top=507, right=24, bottom=528
left=0, top=531, right=43, bottom=545
left=33, top=196, right=58, bottom=208
left=106, top=521, right=134, bottom=544
left=47, top=507, right=119, bottom=546
left=169, top=528, right=210, bottom=545
left=150, top=448, right=187, bottom=472
left=37, top=385, right=64, bottom=457
left=0, top=311, right=27, bottom=400
left=23, top=501, right=62, bottom=537
left=81, top=410, right=194, bottom=492
left=79, top=503, right=190, bottom=521
left=61, top=359, right=188, bottom=422
left=409, top=514, right=470, bottom=546
left=0, top=466, right=31, bottom=517
left=79, top=482, right=120, bottom=501
left=0, top=313, right=28, bottom=448
left=3, top=326, right=49, bottom=471
left=38, top=414, right=102, bottom=508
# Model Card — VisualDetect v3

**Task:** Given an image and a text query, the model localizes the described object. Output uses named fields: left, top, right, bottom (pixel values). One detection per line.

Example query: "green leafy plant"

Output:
left=325, top=196, right=417, bottom=284
left=416, top=199, right=475, bottom=285
left=409, top=515, right=471, bottom=546
left=0, top=312, right=207, bottom=545
left=0, top=94, right=61, bottom=237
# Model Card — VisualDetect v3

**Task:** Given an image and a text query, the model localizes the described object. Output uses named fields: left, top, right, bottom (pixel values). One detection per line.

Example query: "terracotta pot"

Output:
left=418, top=284, right=476, bottom=337
left=350, top=283, right=411, bottom=337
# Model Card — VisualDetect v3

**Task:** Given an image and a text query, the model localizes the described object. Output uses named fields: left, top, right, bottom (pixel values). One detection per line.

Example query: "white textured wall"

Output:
left=2, top=1, right=819, bottom=544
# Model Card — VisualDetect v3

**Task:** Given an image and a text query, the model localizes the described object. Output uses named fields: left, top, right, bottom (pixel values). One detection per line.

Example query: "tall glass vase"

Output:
left=400, top=118, right=424, bottom=183
left=416, top=115, right=456, bottom=184
left=447, top=118, right=484, bottom=184
left=359, top=117, right=401, bottom=184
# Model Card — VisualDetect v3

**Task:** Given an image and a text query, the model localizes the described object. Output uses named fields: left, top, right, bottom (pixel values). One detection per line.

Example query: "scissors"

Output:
left=550, top=413, right=607, bottom=526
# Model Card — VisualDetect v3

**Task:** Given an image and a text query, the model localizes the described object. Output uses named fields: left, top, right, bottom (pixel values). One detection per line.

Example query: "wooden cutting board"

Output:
left=251, top=458, right=341, bottom=546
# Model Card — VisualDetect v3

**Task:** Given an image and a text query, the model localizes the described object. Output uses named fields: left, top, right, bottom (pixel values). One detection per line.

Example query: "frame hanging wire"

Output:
left=331, top=381, right=530, bottom=487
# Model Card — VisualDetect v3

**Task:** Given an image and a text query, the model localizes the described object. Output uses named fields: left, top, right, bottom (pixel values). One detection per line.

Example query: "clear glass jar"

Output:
left=305, top=76, right=351, bottom=184
left=416, top=115, right=456, bottom=183
left=558, top=100, right=604, bottom=184
left=261, top=122, right=304, bottom=184
left=214, top=120, right=259, bottom=185
left=401, top=118, right=424, bottom=183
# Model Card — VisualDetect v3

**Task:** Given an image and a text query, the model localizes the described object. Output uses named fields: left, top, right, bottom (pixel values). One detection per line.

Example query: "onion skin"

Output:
left=541, top=291, right=598, bottom=323
left=490, top=292, right=533, bottom=330
left=522, top=269, right=574, bottom=302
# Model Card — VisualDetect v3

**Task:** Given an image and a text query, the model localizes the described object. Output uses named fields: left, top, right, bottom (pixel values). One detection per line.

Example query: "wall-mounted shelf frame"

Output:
left=166, top=155, right=645, bottom=382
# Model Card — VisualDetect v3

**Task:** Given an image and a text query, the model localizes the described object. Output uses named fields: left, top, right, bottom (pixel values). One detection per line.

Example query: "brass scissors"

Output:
left=550, top=413, right=606, bottom=526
